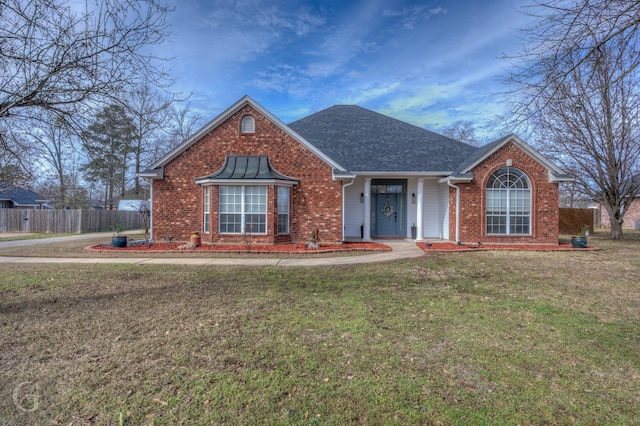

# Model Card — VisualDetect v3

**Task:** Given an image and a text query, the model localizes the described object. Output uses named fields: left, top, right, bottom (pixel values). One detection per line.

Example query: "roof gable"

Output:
left=452, top=134, right=573, bottom=183
left=149, top=95, right=343, bottom=173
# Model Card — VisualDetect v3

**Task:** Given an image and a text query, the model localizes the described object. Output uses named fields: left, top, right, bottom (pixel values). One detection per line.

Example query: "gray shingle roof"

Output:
left=451, top=136, right=509, bottom=176
left=288, top=105, right=478, bottom=173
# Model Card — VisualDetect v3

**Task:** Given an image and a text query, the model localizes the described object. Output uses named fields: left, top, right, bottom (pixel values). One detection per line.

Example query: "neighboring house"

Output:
left=597, top=175, right=640, bottom=229
left=0, top=181, right=50, bottom=209
left=599, top=201, right=640, bottom=229
left=141, top=96, right=572, bottom=244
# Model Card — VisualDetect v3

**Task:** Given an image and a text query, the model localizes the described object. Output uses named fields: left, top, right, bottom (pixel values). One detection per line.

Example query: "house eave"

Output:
left=138, top=168, right=164, bottom=179
left=438, top=174, right=474, bottom=184
left=350, top=171, right=454, bottom=177
left=549, top=172, right=575, bottom=183
left=333, top=171, right=356, bottom=180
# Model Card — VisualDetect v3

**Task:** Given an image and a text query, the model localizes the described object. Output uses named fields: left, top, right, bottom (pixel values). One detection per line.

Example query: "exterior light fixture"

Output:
left=412, top=193, right=416, bottom=203
left=360, top=193, right=364, bottom=203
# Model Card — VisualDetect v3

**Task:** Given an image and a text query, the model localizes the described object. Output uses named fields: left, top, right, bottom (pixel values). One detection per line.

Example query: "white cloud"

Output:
left=382, top=5, right=447, bottom=29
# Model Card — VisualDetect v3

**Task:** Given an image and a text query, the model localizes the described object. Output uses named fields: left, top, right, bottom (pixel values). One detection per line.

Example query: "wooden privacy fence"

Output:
left=559, top=208, right=595, bottom=235
left=0, top=209, right=143, bottom=234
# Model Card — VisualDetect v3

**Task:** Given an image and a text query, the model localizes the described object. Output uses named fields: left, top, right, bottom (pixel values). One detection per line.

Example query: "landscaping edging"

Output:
left=86, top=241, right=392, bottom=255
left=418, top=241, right=599, bottom=252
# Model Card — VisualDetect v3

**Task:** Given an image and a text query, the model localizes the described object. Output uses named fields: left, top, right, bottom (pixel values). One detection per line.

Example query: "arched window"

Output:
left=486, top=167, right=531, bottom=235
left=241, top=115, right=255, bottom=133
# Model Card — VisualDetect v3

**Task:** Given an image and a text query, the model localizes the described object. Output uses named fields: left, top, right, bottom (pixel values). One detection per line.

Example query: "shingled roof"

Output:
left=0, top=181, right=50, bottom=207
left=288, top=105, right=478, bottom=173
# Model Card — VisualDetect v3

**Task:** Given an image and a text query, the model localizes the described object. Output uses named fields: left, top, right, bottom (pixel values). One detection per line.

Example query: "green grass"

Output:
left=0, top=232, right=639, bottom=425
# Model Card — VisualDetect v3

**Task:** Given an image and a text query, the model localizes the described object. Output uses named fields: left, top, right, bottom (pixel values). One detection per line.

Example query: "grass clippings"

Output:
left=0, top=231, right=639, bottom=425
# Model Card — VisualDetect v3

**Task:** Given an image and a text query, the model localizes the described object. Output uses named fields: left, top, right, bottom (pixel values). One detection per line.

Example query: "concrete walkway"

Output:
left=0, top=233, right=424, bottom=266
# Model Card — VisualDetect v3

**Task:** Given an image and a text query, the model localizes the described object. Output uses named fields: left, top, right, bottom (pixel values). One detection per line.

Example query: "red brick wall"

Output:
left=151, top=104, right=343, bottom=244
left=448, top=141, right=560, bottom=244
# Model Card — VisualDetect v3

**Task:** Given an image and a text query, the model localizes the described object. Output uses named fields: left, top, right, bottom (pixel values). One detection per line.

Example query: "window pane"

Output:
left=245, top=186, right=266, bottom=213
left=277, top=187, right=289, bottom=234
left=220, top=213, right=241, bottom=233
left=204, top=187, right=210, bottom=234
left=245, top=213, right=265, bottom=233
left=220, top=186, right=241, bottom=213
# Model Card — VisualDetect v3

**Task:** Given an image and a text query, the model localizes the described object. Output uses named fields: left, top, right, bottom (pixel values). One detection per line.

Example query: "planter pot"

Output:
left=308, top=238, right=319, bottom=249
left=411, top=226, right=417, bottom=240
left=111, top=236, right=128, bottom=248
left=571, top=236, right=587, bottom=248
left=190, top=232, right=201, bottom=247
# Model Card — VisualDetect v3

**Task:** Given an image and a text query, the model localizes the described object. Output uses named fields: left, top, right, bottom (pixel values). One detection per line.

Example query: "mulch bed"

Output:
left=88, top=241, right=392, bottom=254
left=419, top=241, right=597, bottom=252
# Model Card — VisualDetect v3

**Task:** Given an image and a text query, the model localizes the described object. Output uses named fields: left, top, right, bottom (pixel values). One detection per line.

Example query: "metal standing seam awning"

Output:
left=194, top=155, right=299, bottom=186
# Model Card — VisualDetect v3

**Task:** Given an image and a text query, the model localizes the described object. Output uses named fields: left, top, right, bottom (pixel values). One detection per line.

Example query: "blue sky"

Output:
left=163, top=0, right=531, bottom=140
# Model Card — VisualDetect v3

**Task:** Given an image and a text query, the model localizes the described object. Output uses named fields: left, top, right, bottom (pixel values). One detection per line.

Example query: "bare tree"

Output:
left=0, top=122, right=36, bottom=185
left=148, top=103, right=203, bottom=163
left=125, top=85, right=174, bottom=197
left=25, top=113, right=79, bottom=207
left=506, top=13, right=640, bottom=239
left=441, top=120, right=479, bottom=146
left=166, top=103, right=204, bottom=148
left=0, top=0, right=172, bottom=163
left=505, top=1, right=640, bottom=106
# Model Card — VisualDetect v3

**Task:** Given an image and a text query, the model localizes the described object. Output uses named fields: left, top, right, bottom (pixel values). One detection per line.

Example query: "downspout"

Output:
left=148, top=181, right=153, bottom=241
left=342, top=178, right=355, bottom=242
left=447, top=180, right=460, bottom=243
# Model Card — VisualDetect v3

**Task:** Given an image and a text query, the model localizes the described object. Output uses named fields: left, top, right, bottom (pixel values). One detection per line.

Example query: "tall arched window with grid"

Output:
left=486, top=167, right=531, bottom=235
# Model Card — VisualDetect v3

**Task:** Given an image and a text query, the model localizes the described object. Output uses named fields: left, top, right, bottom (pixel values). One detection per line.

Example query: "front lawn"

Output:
left=1, top=232, right=638, bottom=425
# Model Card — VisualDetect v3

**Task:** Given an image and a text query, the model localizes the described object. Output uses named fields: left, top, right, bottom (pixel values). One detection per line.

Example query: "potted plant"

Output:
left=110, top=224, right=127, bottom=248
left=571, top=224, right=589, bottom=248
left=308, top=229, right=319, bottom=249
left=190, top=231, right=201, bottom=247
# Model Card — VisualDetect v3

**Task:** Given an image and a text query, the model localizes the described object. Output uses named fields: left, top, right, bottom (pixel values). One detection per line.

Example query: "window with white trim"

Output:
left=277, top=186, right=290, bottom=234
left=204, top=186, right=211, bottom=233
left=219, top=185, right=266, bottom=234
left=241, top=115, right=255, bottom=133
left=486, top=167, right=531, bottom=235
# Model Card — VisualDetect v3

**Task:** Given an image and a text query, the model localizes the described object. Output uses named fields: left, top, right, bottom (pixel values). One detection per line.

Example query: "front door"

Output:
left=376, top=193, right=399, bottom=236
left=371, top=179, right=407, bottom=237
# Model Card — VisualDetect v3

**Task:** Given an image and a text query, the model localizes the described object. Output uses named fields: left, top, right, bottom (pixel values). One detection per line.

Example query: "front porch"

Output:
left=342, top=177, right=450, bottom=242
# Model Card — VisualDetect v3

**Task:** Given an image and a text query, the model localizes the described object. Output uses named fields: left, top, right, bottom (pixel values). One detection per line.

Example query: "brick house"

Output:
left=142, top=96, right=572, bottom=245
left=597, top=175, right=640, bottom=229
